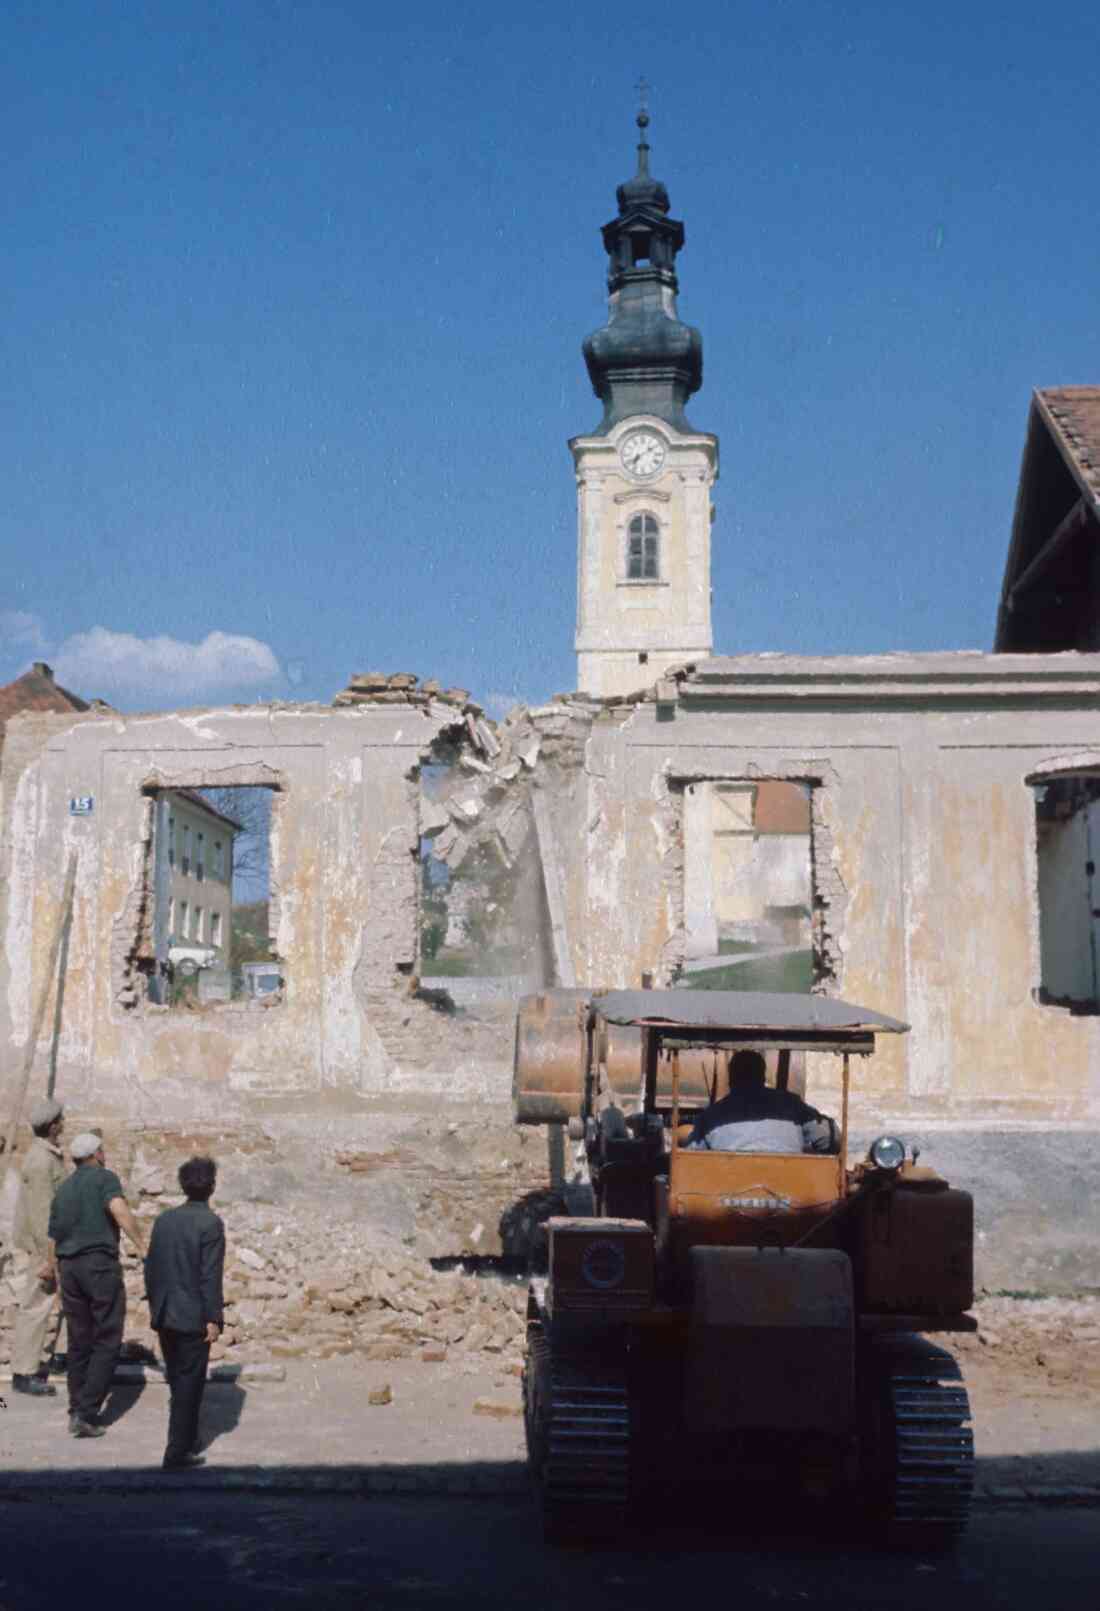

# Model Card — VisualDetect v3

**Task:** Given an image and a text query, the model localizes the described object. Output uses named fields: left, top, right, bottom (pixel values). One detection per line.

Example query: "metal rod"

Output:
left=643, top=1028, right=659, bottom=1113
left=777, top=1048, right=790, bottom=1091
left=840, top=1051, right=851, bottom=1181
left=670, top=1048, right=681, bottom=1147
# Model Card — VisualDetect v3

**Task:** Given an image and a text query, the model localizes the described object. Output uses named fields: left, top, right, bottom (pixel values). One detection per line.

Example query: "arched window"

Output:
left=627, top=512, right=660, bottom=579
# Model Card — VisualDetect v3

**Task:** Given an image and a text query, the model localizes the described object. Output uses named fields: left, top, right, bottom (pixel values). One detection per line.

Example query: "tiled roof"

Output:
left=1036, top=388, right=1100, bottom=505
left=0, top=663, right=88, bottom=731
left=995, top=388, right=1100, bottom=651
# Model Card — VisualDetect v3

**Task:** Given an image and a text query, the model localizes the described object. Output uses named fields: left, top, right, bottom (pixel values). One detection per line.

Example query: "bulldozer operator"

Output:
left=685, top=1049, right=837, bottom=1155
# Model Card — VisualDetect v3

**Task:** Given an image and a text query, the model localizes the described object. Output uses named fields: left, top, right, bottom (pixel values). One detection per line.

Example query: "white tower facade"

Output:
left=573, top=415, right=716, bottom=697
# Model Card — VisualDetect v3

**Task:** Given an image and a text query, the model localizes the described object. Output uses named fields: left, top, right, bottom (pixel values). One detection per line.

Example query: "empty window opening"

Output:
left=627, top=513, right=660, bottom=579
left=679, top=779, right=815, bottom=993
left=1033, top=774, right=1100, bottom=1011
left=417, top=751, right=553, bottom=1000
left=144, top=785, right=281, bottom=1008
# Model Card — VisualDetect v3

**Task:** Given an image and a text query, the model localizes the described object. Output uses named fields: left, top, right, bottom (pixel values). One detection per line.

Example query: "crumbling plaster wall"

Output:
left=578, top=654, right=1100, bottom=1127
left=0, top=699, right=519, bottom=1125
left=6, top=654, right=1100, bottom=1285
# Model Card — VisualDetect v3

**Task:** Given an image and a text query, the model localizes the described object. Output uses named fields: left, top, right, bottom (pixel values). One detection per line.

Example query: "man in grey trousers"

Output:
left=47, top=1132, right=146, bottom=1437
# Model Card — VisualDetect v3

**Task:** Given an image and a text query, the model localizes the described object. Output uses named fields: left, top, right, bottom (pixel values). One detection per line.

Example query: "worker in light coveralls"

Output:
left=9, top=1099, right=67, bottom=1397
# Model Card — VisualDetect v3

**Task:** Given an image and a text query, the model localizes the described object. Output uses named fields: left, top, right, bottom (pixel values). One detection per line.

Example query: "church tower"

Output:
left=573, top=108, right=717, bottom=697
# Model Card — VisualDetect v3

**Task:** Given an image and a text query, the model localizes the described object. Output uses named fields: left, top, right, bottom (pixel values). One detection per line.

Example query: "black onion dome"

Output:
left=581, top=110, right=703, bottom=435
left=583, top=312, right=701, bottom=387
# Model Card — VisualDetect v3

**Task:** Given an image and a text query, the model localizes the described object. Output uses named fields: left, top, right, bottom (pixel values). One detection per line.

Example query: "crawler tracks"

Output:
left=869, top=1333, right=975, bottom=1544
left=523, top=1317, right=974, bottom=1548
left=523, top=1322, right=631, bottom=1540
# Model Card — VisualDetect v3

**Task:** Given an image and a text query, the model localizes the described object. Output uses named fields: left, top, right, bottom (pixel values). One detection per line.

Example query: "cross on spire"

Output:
left=635, top=76, right=651, bottom=175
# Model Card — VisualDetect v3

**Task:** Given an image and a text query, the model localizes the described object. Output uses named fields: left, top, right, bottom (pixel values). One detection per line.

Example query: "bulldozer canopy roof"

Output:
left=590, top=989, right=909, bottom=1042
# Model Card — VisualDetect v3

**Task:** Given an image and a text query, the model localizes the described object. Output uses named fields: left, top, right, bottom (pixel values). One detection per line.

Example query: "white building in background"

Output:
left=164, top=788, right=239, bottom=964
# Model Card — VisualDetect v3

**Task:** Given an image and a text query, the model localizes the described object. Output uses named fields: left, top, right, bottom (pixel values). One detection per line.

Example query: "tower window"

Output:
left=627, top=513, right=660, bottom=580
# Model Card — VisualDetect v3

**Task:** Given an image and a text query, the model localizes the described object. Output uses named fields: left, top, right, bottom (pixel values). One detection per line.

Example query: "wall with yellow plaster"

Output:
left=578, top=652, right=1100, bottom=1128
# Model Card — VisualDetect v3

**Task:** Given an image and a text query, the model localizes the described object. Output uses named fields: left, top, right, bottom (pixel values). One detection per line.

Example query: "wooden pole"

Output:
left=47, top=870, right=77, bottom=1100
left=4, top=852, right=77, bottom=1158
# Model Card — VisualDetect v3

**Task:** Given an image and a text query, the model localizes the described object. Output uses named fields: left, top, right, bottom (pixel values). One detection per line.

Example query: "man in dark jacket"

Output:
left=144, top=1156, right=225, bottom=1471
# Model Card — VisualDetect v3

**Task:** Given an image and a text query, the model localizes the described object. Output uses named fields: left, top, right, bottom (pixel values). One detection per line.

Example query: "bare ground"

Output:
left=0, top=1295, right=1097, bottom=1499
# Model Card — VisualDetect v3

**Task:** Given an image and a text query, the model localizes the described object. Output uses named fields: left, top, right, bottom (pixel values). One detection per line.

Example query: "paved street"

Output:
left=0, top=1493, right=1098, bottom=1610
left=1, top=1353, right=1096, bottom=1609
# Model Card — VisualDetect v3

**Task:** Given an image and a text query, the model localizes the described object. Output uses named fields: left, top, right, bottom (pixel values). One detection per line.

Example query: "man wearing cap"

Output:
left=46, top=1133, right=145, bottom=1438
left=9, top=1099, right=67, bottom=1397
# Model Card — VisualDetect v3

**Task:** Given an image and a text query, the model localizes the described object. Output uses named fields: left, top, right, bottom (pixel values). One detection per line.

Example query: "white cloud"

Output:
left=0, top=610, right=49, bottom=652
left=53, top=627, right=282, bottom=700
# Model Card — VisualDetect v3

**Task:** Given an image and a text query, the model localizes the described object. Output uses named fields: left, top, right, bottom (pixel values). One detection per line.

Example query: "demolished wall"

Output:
left=4, top=654, right=1100, bottom=1290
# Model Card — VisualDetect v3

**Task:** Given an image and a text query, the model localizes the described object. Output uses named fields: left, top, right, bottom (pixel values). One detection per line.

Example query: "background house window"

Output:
left=627, top=513, right=660, bottom=579
left=148, top=784, right=279, bottom=1007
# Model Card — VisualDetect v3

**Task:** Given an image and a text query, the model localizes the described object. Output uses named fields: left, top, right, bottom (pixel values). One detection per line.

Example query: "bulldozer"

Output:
left=513, top=988, right=975, bottom=1545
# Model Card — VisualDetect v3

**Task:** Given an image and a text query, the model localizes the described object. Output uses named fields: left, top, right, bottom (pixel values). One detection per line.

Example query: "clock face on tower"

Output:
left=619, top=430, right=666, bottom=479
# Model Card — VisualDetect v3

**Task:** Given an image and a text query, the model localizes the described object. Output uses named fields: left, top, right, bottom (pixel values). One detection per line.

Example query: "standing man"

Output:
left=144, top=1156, right=225, bottom=1471
left=10, top=1099, right=67, bottom=1397
left=47, top=1133, right=145, bottom=1438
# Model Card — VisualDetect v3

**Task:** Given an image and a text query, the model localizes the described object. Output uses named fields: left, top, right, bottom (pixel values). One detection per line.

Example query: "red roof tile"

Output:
left=1036, top=387, right=1100, bottom=505
left=0, top=663, right=88, bottom=734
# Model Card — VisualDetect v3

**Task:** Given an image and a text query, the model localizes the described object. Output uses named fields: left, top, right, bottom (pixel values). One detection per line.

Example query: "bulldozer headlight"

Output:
left=868, top=1134, right=906, bottom=1172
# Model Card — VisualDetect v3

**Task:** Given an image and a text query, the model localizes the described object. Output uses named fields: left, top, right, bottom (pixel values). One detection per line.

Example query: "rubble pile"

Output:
left=154, top=1237, right=529, bottom=1369
left=0, top=1122, right=562, bottom=1373
left=0, top=1213, right=531, bottom=1372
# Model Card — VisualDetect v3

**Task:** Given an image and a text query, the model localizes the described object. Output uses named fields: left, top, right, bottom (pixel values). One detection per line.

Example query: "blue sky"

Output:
left=2, top=0, right=1098, bottom=713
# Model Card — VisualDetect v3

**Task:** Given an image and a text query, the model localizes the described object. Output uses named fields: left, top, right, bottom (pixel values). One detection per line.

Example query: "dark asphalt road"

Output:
left=0, top=1495, right=1097, bottom=1610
